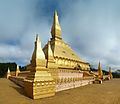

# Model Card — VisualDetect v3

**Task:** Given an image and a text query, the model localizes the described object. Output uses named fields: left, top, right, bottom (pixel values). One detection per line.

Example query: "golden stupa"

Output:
left=43, top=11, right=90, bottom=70
left=7, top=11, right=95, bottom=100
left=24, top=35, right=55, bottom=99
left=97, top=62, right=103, bottom=79
left=109, top=67, right=113, bottom=79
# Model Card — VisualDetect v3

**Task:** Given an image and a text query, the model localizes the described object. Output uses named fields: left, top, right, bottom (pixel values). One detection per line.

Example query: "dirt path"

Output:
left=0, top=78, right=120, bottom=104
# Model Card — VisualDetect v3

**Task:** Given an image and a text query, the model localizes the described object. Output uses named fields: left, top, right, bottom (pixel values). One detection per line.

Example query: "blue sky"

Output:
left=0, top=0, right=120, bottom=70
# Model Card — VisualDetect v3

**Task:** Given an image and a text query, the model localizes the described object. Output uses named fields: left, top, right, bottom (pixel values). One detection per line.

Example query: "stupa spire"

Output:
left=7, top=67, right=11, bottom=79
left=36, top=34, right=40, bottom=42
left=47, top=41, right=54, bottom=60
left=98, top=61, right=103, bottom=79
left=16, top=65, right=20, bottom=77
left=51, top=10, right=62, bottom=40
left=46, top=41, right=57, bottom=68
left=31, top=34, right=46, bottom=67
left=109, top=67, right=113, bottom=79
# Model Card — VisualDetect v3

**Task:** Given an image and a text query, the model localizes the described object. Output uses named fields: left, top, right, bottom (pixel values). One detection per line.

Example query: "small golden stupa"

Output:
left=109, top=67, right=113, bottom=79
left=24, top=35, right=55, bottom=99
left=15, top=65, right=20, bottom=77
left=7, top=67, right=11, bottom=79
left=97, top=62, right=103, bottom=79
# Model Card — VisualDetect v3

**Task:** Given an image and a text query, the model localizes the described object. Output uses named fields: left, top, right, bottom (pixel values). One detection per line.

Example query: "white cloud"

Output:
left=0, top=0, right=51, bottom=65
left=60, top=0, right=120, bottom=69
left=0, top=0, right=120, bottom=70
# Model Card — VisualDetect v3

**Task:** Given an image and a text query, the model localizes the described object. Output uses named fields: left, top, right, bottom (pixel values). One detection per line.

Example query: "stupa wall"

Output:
left=8, top=67, right=94, bottom=99
left=54, top=57, right=90, bottom=70
left=48, top=68, right=94, bottom=92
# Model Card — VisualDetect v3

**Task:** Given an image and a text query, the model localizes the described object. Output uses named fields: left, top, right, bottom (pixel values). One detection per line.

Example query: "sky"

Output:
left=0, top=0, right=120, bottom=70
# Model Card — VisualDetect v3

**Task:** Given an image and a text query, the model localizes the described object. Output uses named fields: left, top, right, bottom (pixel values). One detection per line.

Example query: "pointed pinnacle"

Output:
left=36, top=34, right=40, bottom=41
left=7, top=67, right=10, bottom=73
left=54, top=10, right=58, bottom=16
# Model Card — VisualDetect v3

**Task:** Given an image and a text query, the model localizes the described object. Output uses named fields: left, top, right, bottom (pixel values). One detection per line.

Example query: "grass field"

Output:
left=0, top=78, right=120, bottom=104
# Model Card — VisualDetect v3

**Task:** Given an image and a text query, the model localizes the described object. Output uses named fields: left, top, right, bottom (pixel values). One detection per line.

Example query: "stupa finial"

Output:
left=98, top=61, right=103, bottom=79
left=7, top=67, right=11, bottom=79
left=51, top=10, right=62, bottom=40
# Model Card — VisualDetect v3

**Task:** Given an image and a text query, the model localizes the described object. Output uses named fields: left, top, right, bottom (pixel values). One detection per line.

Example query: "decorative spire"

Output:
left=31, top=34, right=46, bottom=67
left=17, top=65, right=20, bottom=72
left=51, top=10, right=62, bottom=40
left=46, top=41, right=57, bottom=68
left=109, top=67, right=113, bottom=79
left=36, top=34, right=40, bottom=42
left=47, top=41, right=54, bottom=60
left=16, top=65, right=20, bottom=77
left=7, top=67, right=10, bottom=73
left=7, top=67, right=11, bottom=79
left=98, top=61, right=103, bottom=79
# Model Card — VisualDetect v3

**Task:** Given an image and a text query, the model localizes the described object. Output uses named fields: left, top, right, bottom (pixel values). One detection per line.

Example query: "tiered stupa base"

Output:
left=24, top=69, right=55, bottom=99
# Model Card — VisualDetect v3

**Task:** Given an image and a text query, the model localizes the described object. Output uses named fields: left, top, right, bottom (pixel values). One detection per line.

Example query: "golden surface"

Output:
left=15, top=65, right=20, bottom=77
left=24, top=35, right=55, bottom=99
left=109, top=67, right=113, bottom=79
left=30, top=34, right=46, bottom=69
left=97, top=62, right=103, bottom=79
left=46, top=41, right=57, bottom=68
left=51, top=10, right=62, bottom=40
left=7, top=67, right=11, bottom=79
